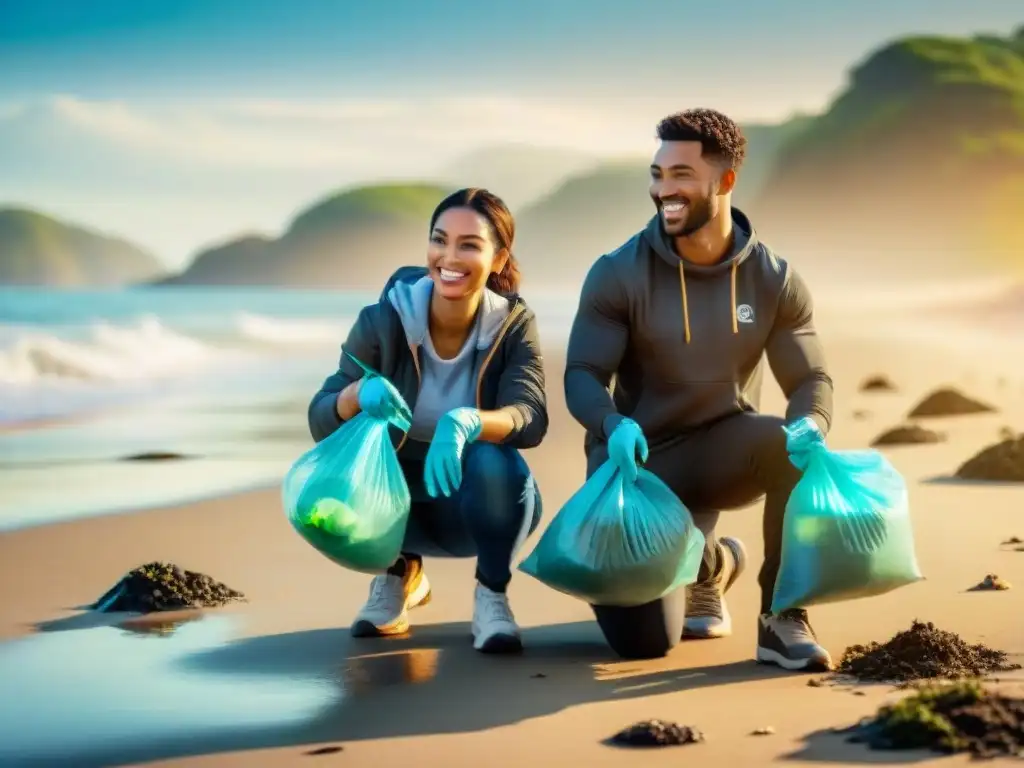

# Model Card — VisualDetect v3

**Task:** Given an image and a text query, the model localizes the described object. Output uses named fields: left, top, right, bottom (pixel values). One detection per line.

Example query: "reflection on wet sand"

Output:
left=343, top=649, right=440, bottom=693
left=0, top=616, right=338, bottom=767
left=118, top=611, right=205, bottom=638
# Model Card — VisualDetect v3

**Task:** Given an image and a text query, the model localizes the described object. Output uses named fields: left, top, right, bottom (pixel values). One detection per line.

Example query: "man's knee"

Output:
left=592, top=599, right=683, bottom=660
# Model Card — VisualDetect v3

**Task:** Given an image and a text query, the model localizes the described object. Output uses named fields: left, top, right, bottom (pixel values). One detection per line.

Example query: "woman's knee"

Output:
left=463, top=443, right=535, bottom=499
left=460, top=443, right=540, bottom=533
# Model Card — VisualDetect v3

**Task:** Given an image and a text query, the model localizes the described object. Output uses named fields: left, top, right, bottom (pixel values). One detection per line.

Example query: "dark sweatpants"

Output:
left=588, top=412, right=801, bottom=659
left=399, top=442, right=542, bottom=593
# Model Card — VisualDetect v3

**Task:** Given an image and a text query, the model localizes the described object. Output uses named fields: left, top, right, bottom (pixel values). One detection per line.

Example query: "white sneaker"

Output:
left=351, top=556, right=431, bottom=638
left=471, top=583, right=522, bottom=654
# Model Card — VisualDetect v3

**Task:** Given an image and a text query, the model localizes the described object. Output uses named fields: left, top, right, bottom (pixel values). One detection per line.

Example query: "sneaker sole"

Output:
left=755, top=645, right=833, bottom=672
left=474, top=632, right=523, bottom=655
left=682, top=536, right=747, bottom=639
left=350, top=576, right=433, bottom=639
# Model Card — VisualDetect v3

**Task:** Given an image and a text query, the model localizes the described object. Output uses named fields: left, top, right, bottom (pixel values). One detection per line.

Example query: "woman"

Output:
left=307, top=188, right=547, bottom=654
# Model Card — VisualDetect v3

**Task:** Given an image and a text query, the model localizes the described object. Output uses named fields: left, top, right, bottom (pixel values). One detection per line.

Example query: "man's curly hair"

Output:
left=656, top=108, right=747, bottom=169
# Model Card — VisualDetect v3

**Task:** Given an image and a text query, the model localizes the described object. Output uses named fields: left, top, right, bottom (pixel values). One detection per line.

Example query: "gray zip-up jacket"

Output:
left=309, top=266, right=548, bottom=458
left=564, top=208, right=833, bottom=451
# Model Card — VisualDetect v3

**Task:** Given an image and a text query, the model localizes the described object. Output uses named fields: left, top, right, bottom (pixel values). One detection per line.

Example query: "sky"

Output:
left=1, top=0, right=1021, bottom=269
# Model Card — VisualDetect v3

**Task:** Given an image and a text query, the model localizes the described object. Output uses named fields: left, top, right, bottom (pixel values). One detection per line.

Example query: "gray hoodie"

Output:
left=564, top=208, right=833, bottom=450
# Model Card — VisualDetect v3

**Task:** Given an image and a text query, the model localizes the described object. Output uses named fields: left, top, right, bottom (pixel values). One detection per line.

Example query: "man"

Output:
left=563, top=108, right=834, bottom=672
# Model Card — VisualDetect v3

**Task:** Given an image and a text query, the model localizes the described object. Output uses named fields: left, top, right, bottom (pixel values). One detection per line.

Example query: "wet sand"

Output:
left=2, top=327, right=1024, bottom=766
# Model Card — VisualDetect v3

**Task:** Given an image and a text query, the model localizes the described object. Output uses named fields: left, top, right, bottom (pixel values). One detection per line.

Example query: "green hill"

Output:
left=752, top=28, right=1024, bottom=273
left=165, top=183, right=450, bottom=287
left=0, top=207, right=163, bottom=286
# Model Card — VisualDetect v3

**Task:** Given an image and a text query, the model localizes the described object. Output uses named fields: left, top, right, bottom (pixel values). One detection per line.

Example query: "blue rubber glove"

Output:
left=607, top=417, right=648, bottom=485
left=782, top=415, right=825, bottom=470
left=424, top=407, right=483, bottom=498
left=357, top=375, right=411, bottom=431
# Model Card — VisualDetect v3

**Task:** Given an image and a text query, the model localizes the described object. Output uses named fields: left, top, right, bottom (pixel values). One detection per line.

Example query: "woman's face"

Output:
left=427, top=207, right=507, bottom=302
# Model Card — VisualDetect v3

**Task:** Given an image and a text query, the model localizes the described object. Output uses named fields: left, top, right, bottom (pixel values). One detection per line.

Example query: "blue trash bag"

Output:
left=518, top=460, right=705, bottom=607
left=283, top=356, right=413, bottom=574
left=770, top=418, right=924, bottom=613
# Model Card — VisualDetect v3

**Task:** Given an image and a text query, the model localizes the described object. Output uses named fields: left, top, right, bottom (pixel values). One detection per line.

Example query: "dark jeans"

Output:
left=587, top=412, right=801, bottom=659
left=399, top=442, right=542, bottom=593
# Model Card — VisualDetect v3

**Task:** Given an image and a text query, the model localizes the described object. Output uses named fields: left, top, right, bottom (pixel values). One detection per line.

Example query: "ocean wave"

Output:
left=0, top=315, right=215, bottom=385
left=233, top=312, right=347, bottom=347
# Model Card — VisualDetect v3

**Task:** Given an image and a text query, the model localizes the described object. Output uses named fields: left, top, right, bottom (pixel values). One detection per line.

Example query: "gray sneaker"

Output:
left=756, top=609, right=833, bottom=672
left=682, top=536, right=747, bottom=639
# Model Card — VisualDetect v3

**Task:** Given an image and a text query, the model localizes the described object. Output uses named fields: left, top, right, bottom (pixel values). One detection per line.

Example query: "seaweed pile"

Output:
left=90, top=562, right=245, bottom=613
left=870, top=424, right=944, bottom=447
left=956, top=436, right=1024, bottom=482
left=836, top=621, right=1020, bottom=683
left=908, top=388, right=995, bottom=418
left=844, top=681, right=1024, bottom=758
left=859, top=375, right=897, bottom=393
left=607, top=720, right=704, bottom=747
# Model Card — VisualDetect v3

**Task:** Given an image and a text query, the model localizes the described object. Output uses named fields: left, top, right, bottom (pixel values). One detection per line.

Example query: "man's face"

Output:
left=649, top=140, right=730, bottom=237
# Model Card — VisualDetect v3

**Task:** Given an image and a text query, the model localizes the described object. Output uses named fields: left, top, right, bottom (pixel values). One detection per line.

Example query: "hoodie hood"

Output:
left=642, top=207, right=759, bottom=276
left=383, top=266, right=513, bottom=351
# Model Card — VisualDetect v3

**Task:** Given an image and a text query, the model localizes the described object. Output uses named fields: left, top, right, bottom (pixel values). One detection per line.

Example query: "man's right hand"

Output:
left=607, top=418, right=648, bottom=485
left=357, top=375, right=409, bottom=425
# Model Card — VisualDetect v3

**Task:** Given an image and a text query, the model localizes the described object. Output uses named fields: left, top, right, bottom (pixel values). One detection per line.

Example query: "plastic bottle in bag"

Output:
left=284, top=364, right=412, bottom=574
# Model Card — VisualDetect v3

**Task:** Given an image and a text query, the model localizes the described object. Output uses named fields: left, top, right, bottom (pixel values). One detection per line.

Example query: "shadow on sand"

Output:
left=12, top=618, right=950, bottom=767
left=920, top=474, right=1024, bottom=488
left=20, top=619, right=788, bottom=766
left=783, top=727, right=939, bottom=764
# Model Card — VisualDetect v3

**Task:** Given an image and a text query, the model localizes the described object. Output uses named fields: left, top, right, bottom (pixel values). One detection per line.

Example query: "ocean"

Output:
left=0, top=286, right=577, bottom=531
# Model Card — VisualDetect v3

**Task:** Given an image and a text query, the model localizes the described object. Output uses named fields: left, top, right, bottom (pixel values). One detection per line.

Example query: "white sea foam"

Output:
left=233, top=312, right=347, bottom=347
left=0, top=315, right=214, bottom=385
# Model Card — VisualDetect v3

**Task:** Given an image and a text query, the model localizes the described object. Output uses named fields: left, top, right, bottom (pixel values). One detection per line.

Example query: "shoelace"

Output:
left=772, top=609, right=815, bottom=645
left=366, top=575, right=402, bottom=613
left=479, top=590, right=515, bottom=625
left=686, top=579, right=723, bottom=619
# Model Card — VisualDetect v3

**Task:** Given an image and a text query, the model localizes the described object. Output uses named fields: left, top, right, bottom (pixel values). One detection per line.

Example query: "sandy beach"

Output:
left=2, top=314, right=1024, bottom=767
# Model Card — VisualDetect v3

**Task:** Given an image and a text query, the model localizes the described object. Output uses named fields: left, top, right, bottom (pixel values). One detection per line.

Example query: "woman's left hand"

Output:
left=424, top=407, right=484, bottom=498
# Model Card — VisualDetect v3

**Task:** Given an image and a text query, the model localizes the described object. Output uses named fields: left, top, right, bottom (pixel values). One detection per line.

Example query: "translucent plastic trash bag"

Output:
left=518, top=460, right=705, bottom=607
left=770, top=419, right=923, bottom=613
left=283, top=360, right=412, bottom=574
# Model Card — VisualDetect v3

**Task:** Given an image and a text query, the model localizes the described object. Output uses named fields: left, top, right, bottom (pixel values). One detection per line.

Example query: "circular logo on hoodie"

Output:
left=736, top=304, right=754, bottom=324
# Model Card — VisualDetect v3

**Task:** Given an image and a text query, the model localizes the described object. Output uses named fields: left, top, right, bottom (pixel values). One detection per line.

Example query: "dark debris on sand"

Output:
left=860, top=375, right=898, bottom=393
left=843, top=681, right=1024, bottom=759
left=608, top=720, right=704, bottom=747
left=908, top=387, right=996, bottom=418
left=970, top=574, right=1012, bottom=592
left=1002, top=536, right=1023, bottom=546
left=956, top=436, right=1024, bottom=482
left=90, top=562, right=246, bottom=613
left=871, top=424, right=945, bottom=447
left=836, top=621, right=1021, bottom=684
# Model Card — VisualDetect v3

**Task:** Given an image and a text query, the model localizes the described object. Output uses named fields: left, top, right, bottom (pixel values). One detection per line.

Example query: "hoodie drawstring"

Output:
left=677, top=260, right=740, bottom=344
left=677, top=262, right=692, bottom=344
left=730, top=260, right=739, bottom=334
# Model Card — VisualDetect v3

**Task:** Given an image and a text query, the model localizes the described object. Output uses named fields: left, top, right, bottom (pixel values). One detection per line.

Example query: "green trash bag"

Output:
left=283, top=363, right=412, bottom=574
left=770, top=418, right=924, bottom=613
left=518, top=460, right=705, bottom=607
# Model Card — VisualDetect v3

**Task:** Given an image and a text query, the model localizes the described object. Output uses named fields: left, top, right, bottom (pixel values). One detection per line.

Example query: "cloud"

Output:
left=2, top=94, right=656, bottom=175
